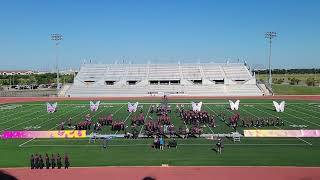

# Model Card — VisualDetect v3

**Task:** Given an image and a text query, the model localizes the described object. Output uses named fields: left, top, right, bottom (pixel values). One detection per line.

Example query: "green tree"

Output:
left=29, top=76, right=38, bottom=84
left=289, top=77, right=300, bottom=85
left=306, top=77, right=316, bottom=86
left=17, top=78, right=28, bottom=85
left=272, top=78, right=284, bottom=84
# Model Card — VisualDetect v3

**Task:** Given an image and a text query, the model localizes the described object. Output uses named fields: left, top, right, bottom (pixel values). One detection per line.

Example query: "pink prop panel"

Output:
left=0, top=130, right=86, bottom=139
left=244, top=130, right=320, bottom=137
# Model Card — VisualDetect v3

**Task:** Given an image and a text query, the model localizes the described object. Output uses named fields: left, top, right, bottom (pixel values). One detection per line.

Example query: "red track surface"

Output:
left=2, top=166, right=320, bottom=180
left=0, top=95, right=320, bottom=104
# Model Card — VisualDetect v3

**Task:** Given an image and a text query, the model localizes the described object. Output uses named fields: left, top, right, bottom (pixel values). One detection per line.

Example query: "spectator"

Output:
left=153, top=137, right=158, bottom=149
left=168, top=138, right=177, bottom=148
left=216, top=139, right=223, bottom=154
left=159, top=137, right=164, bottom=150
left=0, top=170, right=18, bottom=180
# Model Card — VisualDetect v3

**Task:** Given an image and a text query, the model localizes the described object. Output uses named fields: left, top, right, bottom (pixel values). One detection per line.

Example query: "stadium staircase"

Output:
left=257, top=82, right=273, bottom=96
left=58, top=83, right=72, bottom=97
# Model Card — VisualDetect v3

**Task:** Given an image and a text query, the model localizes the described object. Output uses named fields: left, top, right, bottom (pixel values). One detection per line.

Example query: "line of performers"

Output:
left=99, top=114, right=126, bottom=131
left=179, top=109, right=217, bottom=128
left=60, top=115, right=94, bottom=131
left=219, top=112, right=285, bottom=130
left=239, top=117, right=285, bottom=128
left=30, top=153, right=69, bottom=169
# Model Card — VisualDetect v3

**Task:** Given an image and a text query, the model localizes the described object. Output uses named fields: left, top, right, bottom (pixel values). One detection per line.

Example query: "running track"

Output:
left=0, top=95, right=320, bottom=104
left=2, top=166, right=320, bottom=180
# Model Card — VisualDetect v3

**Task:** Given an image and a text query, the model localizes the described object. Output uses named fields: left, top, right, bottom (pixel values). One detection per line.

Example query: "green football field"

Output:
left=0, top=99, right=320, bottom=167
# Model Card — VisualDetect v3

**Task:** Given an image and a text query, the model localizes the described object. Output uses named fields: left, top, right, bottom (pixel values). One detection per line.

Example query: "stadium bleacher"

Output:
left=66, top=63, right=264, bottom=97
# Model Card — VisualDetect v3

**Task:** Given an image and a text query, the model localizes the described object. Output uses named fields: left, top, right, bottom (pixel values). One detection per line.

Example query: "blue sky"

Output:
left=0, top=0, right=319, bottom=70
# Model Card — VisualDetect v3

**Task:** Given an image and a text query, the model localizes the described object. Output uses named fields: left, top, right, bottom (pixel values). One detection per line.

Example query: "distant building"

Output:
left=0, top=70, right=35, bottom=75
left=35, top=71, right=51, bottom=75
left=0, top=69, right=78, bottom=76
left=60, top=68, right=78, bottom=75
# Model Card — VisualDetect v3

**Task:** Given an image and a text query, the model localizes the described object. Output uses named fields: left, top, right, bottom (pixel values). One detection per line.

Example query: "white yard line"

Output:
left=177, top=105, right=188, bottom=129
left=203, top=104, right=215, bottom=134
left=19, top=138, right=36, bottom=147
left=19, top=103, right=112, bottom=147
left=107, top=104, right=126, bottom=134
left=112, top=104, right=125, bottom=115
left=30, top=137, right=302, bottom=142
left=204, top=104, right=219, bottom=116
left=17, top=102, right=317, bottom=106
left=2, top=106, right=78, bottom=132
left=18, top=107, right=86, bottom=147
left=0, top=105, right=39, bottom=122
left=286, top=106, right=320, bottom=120
left=206, top=123, right=214, bottom=134
left=260, top=104, right=320, bottom=127
left=114, top=112, right=132, bottom=135
left=21, top=143, right=309, bottom=148
left=98, top=104, right=126, bottom=135
left=0, top=107, right=43, bottom=125
left=211, top=104, right=312, bottom=146
left=243, top=107, right=312, bottom=146
left=291, top=104, right=320, bottom=115
left=138, top=105, right=152, bottom=136
left=19, top=104, right=121, bottom=147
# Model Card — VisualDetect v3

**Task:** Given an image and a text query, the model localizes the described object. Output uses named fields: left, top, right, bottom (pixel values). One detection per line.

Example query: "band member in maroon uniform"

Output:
left=51, top=154, right=56, bottom=169
left=57, top=153, right=62, bottom=169
left=60, top=121, right=65, bottom=130
left=68, top=118, right=72, bottom=127
left=30, top=154, right=35, bottom=169
left=34, top=153, right=39, bottom=169
left=45, top=153, right=50, bottom=169
left=64, top=154, right=70, bottom=169
left=39, top=155, right=44, bottom=169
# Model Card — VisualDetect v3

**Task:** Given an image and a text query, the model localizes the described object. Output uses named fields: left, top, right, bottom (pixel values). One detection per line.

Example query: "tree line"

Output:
left=255, top=69, right=320, bottom=86
left=254, top=68, right=320, bottom=74
left=0, top=73, right=74, bottom=86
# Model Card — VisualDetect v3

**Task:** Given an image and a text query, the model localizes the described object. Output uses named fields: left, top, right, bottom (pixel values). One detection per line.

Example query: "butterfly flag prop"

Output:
left=128, top=102, right=139, bottom=112
left=90, top=101, right=100, bottom=111
left=273, top=101, right=285, bottom=112
left=229, top=100, right=240, bottom=110
left=47, top=102, right=57, bottom=113
left=191, top=102, right=202, bottom=112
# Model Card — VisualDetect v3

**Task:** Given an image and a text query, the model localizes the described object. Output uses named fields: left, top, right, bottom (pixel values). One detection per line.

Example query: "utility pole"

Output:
left=51, top=33, right=63, bottom=91
left=265, top=32, right=277, bottom=88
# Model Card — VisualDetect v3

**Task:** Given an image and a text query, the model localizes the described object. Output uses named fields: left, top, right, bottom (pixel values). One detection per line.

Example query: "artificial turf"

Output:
left=0, top=99, right=320, bottom=167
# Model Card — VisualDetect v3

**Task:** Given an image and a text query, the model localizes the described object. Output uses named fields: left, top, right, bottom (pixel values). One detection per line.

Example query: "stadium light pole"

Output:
left=265, top=32, right=277, bottom=88
left=51, top=33, right=63, bottom=91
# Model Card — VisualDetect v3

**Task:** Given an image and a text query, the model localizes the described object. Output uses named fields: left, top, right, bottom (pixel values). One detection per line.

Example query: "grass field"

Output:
left=257, top=73, right=320, bottom=82
left=272, top=84, right=320, bottom=95
left=256, top=73, right=320, bottom=95
left=1, top=99, right=320, bottom=167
